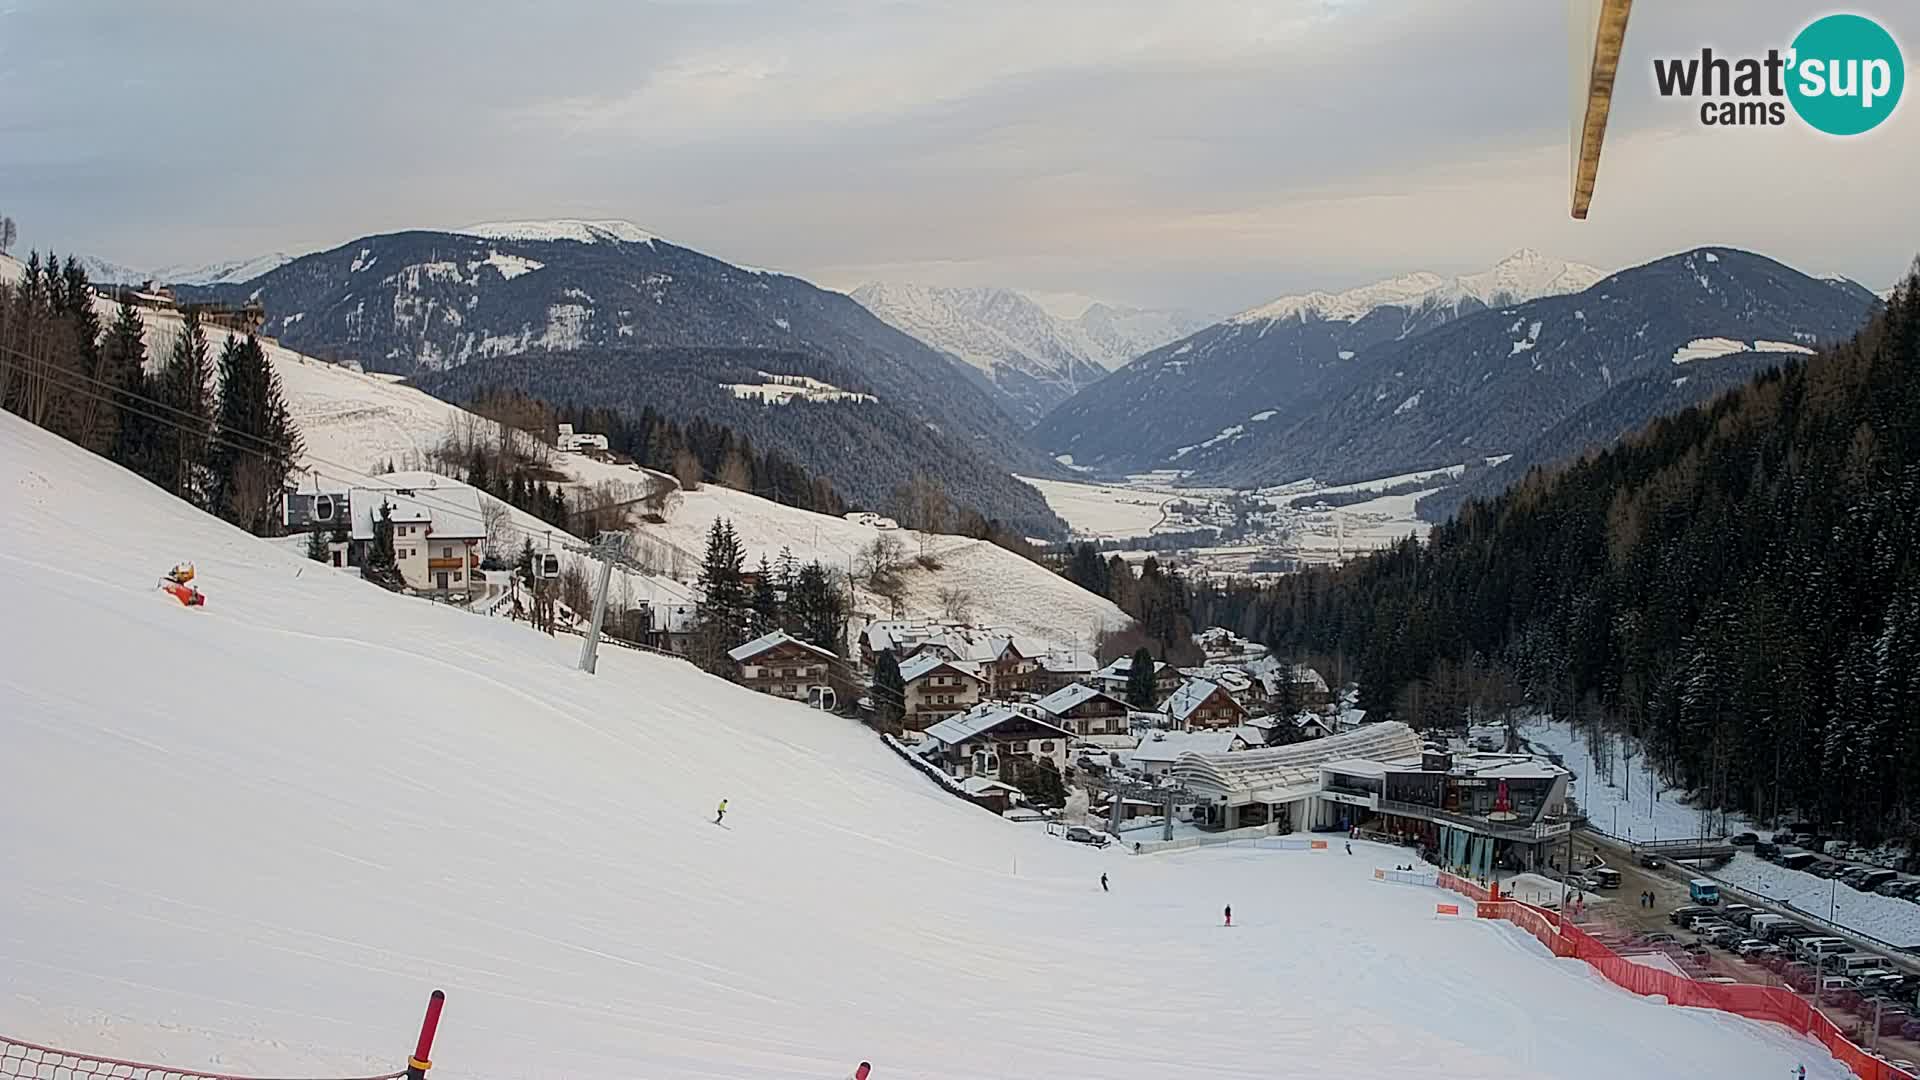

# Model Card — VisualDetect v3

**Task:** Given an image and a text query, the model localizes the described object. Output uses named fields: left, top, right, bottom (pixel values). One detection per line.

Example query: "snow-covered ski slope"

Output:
left=0, top=414, right=1853, bottom=1079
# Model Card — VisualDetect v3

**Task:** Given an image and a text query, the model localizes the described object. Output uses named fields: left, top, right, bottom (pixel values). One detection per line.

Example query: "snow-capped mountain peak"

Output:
left=1229, top=251, right=1604, bottom=327
left=1230, top=272, right=1447, bottom=325
left=454, top=219, right=660, bottom=246
left=74, top=252, right=294, bottom=287
left=851, top=281, right=1206, bottom=422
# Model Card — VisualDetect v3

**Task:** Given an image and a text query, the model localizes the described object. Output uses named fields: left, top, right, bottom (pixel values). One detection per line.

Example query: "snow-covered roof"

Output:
left=1178, top=665, right=1253, bottom=694
left=1130, top=730, right=1238, bottom=764
left=1036, top=650, right=1097, bottom=674
left=1231, top=725, right=1269, bottom=748
left=727, top=630, right=835, bottom=664
left=899, top=652, right=984, bottom=685
left=1034, top=683, right=1123, bottom=716
left=1171, top=722, right=1423, bottom=800
left=1450, top=754, right=1570, bottom=782
left=346, top=476, right=488, bottom=542
left=1164, top=679, right=1239, bottom=723
left=960, top=776, right=1025, bottom=800
left=1097, top=656, right=1171, bottom=680
left=922, top=707, right=1071, bottom=747
left=1074, top=734, right=1139, bottom=750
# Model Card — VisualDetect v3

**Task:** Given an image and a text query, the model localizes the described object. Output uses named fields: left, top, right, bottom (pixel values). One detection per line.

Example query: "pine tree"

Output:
left=693, top=517, right=748, bottom=671
left=1125, top=646, right=1158, bottom=709
left=872, top=649, right=906, bottom=732
left=750, top=554, right=779, bottom=634
left=209, top=334, right=302, bottom=534
left=151, top=310, right=215, bottom=506
left=789, top=560, right=846, bottom=652
left=361, top=501, right=405, bottom=591
left=102, top=299, right=152, bottom=477
left=306, top=527, right=330, bottom=563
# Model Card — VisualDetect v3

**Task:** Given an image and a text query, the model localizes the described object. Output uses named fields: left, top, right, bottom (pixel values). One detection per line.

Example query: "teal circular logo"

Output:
left=1787, top=14, right=1904, bottom=135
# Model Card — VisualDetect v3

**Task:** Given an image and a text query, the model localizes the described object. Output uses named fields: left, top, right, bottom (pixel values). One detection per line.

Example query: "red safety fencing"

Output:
left=1434, top=874, right=1916, bottom=1080
left=2, top=991, right=442, bottom=1080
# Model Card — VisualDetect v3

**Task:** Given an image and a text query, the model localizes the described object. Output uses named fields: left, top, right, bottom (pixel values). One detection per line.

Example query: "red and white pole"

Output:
left=406, top=990, right=446, bottom=1080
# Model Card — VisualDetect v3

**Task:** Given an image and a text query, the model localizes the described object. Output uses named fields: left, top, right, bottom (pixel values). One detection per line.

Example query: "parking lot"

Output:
left=1566, top=832, right=1920, bottom=1072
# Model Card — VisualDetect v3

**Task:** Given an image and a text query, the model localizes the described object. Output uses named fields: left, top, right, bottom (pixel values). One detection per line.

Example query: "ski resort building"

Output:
left=1092, top=655, right=1182, bottom=701
left=1169, top=724, right=1577, bottom=870
left=1031, top=649, right=1098, bottom=694
left=728, top=631, right=835, bottom=701
left=915, top=704, right=1074, bottom=781
left=1034, top=683, right=1130, bottom=737
left=899, top=654, right=987, bottom=728
left=284, top=480, right=486, bottom=595
left=1128, top=730, right=1244, bottom=779
left=1163, top=679, right=1248, bottom=730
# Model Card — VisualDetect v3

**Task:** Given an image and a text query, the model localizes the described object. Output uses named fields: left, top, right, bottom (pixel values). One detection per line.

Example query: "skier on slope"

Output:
left=1101, top=873, right=1109, bottom=892
left=1223, top=904, right=1232, bottom=927
left=1346, top=841, right=1353, bottom=854
left=714, top=798, right=728, bottom=825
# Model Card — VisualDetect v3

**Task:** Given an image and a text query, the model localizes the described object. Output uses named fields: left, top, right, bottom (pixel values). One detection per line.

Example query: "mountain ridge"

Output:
left=175, top=222, right=1067, bottom=536
left=850, top=280, right=1206, bottom=423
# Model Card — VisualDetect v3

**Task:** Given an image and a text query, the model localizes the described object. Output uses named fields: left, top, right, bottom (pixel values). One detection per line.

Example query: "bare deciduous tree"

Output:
left=937, top=586, right=973, bottom=623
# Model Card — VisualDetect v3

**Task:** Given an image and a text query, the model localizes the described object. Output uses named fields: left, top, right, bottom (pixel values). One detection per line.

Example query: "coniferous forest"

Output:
left=1191, top=265, right=1920, bottom=840
left=1, top=252, right=301, bottom=532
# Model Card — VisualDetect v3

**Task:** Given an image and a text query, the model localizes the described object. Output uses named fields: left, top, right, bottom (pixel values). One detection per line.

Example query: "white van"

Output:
left=1838, top=953, right=1892, bottom=976
left=1798, top=937, right=1854, bottom=962
left=1749, top=914, right=1788, bottom=939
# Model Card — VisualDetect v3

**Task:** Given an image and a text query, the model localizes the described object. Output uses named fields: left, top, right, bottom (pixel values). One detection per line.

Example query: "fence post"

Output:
left=407, top=990, right=446, bottom=1080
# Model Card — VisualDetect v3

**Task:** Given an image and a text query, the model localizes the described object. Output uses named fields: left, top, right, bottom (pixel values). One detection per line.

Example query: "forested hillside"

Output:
left=415, top=346, right=1062, bottom=538
left=1194, top=263, right=1920, bottom=838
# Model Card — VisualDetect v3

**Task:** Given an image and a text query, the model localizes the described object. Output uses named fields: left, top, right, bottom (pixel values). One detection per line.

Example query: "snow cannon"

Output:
left=161, top=581, right=206, bottom=607
left=159, top=564, right=205, bottom=606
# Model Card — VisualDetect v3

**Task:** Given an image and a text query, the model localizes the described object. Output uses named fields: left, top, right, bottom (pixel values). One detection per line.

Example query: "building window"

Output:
left=443, top=546, right=453, bottom=558
left=1039, top=741, right=1054, bottom=752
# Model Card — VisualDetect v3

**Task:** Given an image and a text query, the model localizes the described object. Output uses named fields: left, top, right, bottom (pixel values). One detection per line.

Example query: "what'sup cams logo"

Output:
left=1654, top=13, right=1904, bottom=134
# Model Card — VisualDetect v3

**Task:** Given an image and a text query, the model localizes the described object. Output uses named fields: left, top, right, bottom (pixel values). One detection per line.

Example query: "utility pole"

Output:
left=578, top=534, right=626, bottom=674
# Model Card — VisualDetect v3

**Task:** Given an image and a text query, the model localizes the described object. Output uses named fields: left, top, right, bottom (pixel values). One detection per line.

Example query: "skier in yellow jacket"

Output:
left=714, top=799, right=728, bottom=825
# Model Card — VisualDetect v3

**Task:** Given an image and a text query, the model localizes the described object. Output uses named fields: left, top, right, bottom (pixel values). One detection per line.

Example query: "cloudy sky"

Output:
left=3, top=0, right=1914, bottom=316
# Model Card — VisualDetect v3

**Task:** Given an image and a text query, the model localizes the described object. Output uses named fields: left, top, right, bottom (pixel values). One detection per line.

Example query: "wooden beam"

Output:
left=1571, top=0, right=1634, bottom=220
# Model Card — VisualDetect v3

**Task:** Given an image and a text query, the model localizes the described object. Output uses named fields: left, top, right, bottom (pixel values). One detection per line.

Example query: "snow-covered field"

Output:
left=0, top=412, right=1856, bottom=1079
left=1015, top=474, right=1173, bottom=539
left=1021, top=470, right=1434, bottom=569
left=643, top=482, right=1130, bottom=648
left=1524, top=719, right=1753, bottom=843
left=1715, top=854, right=1920, bottom=949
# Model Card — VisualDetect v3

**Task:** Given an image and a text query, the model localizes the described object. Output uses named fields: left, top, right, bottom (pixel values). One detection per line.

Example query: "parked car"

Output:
left=1755, top=841, right=1781, bottom=860
left=1063, top=826, right=1111, bottom=847
left=1809, top=860, right=1843, bottom=878
left=1874, top=879, right=1910, bottom=897
left=1735, top=938, right=1774, bottom=957
left=1779, top=851, right=1818, bottom=872
left=1876, top=1009, right=1911, bottom=1037
left=1710, top=927, right=1746, bottom=949
left=1857, top=869, right=1898, bottom=892
left=1784, top=962, right=1817, bottom=991
left=1797, top=937, right=1855, bottom=963
left=1669, top=905, right=1714, bottom=927
left=1687, top=913, right=1730, bottom=932
left=1589, top=867, right=1622, bottom=889
left=1721, top=904, right=1759, bottom=928
left=1731, top=832, right=1759, bottom=846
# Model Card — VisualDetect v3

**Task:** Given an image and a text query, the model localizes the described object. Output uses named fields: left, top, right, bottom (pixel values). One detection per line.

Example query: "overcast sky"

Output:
left=3, top=0, right=1914, bottom=316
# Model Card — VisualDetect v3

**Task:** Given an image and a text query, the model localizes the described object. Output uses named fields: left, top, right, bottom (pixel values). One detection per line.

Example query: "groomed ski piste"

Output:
left=0, top=412, right=1854, bottom=1079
